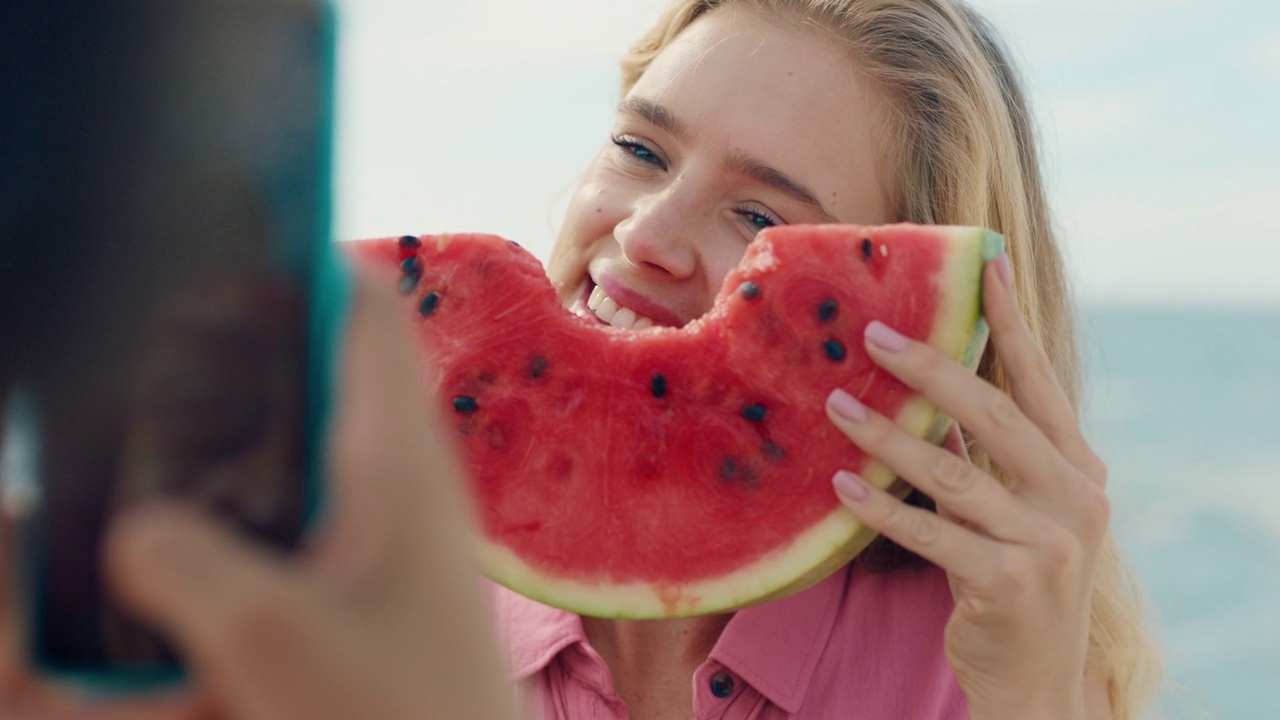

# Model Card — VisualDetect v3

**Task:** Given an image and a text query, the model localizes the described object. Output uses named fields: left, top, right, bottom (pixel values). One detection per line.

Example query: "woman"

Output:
left=0, top=0, right=1160, bottom=718
left=502, top=1, right=1161, bottom=718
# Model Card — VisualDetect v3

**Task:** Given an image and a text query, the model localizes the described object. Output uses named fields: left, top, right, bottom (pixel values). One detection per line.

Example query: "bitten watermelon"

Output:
left=346, top=223, right=1002, bottom=618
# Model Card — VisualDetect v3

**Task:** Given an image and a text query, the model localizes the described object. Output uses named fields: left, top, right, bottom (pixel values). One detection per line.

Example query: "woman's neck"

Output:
left=581, top=613, right=734, bottom=719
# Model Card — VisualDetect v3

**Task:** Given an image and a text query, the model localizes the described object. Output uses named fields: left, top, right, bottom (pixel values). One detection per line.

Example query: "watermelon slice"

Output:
left=345, top=223, right=1002, bottom=618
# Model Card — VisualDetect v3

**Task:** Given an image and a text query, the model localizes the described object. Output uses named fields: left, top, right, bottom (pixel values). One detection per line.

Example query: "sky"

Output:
left=332, top=0, right=1280, bottom=308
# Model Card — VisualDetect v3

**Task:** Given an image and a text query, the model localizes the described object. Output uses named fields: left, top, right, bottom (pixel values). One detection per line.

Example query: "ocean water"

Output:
left=1080, top=307, right=1280, bottom=720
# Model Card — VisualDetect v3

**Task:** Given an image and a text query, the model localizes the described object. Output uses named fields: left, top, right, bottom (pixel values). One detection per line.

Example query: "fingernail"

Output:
left=995, top=252, right=1014, bottom=293
left=865, top=321, right=910, bottom=352
left=833, top=471, right=870, bottom=501
left=827, top=388, right=867, bottom=422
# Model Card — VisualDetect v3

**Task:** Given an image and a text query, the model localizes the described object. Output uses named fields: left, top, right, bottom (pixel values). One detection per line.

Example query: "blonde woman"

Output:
left=0, top=1, right=1160, bottom=718
left=505, top=1, right=1161, bottom=718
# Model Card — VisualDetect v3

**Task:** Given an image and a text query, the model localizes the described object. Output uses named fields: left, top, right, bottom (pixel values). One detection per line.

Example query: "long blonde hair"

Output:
left=622, top=1, right=1162, bottom=717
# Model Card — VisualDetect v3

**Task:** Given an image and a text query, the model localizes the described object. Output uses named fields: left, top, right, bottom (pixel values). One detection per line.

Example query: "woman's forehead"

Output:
left=629, top=6, right=883, bottom=143
left=625, top=6, right=892, bottom=224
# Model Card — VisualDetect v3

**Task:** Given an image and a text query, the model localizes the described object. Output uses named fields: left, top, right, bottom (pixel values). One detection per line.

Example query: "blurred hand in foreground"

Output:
left=0, top=271, right=521, bottom=720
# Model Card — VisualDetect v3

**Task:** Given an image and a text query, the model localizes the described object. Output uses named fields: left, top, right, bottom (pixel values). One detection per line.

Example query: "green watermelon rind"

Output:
left=920, top=227, right=1003, bottom=447
left=473, top=226, right=1004, bottom=619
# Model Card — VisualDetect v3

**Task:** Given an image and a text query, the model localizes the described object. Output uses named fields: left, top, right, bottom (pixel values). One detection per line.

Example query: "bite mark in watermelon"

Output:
left=345, top=223, right=1002, bottom=618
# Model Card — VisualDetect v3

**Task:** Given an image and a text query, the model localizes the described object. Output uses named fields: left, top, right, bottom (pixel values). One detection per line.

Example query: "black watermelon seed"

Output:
left=817, top=298, right=838, bottom=322
left=651, top=373, right=667, bottom=398
left=824, top=338, right=847, bottom=361
left=861, top=238, right=873, bottom=259
left=762, top=441, right=785, bottom=460
left=397, top=273, right=419, bottom=295
left=452, top=396, right=478, bottom=413
left=529, top=355, right=549, bottom=379
left=400, top=256, right=420, bottom=275
left=739, top=281, right=761, bottom=300
left=399, top=234, right=421, bottom=249
left=720, top=458, right=737, bottom=481
left=740, top=404, right=766, bottom=422
left=418, top=292, right=440, bottom=317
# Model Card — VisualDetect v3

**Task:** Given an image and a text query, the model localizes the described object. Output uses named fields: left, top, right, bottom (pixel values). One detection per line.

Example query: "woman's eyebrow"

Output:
left=618, top=96, right=685, bottom=137
left=619, top=95, right=837, bottom=223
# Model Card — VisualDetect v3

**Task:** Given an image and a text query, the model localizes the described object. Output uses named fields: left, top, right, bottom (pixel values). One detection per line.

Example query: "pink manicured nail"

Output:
left=833, top=471, right=870, bottom=501
left=995, top=253, right=1014, bottom=292
left=865, top=321, right=910, bottom=352
left=827, top=388, right=867, bottom=422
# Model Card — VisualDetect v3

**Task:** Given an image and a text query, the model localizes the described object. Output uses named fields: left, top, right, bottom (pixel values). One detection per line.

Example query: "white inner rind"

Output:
left=480, top=226, right=997, bottom=619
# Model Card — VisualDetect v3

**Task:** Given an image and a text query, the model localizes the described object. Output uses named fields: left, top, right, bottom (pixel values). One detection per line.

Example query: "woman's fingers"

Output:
left=103, top=503, right=398, bottom=720
left=104, top=502, right=300, bottom=670
left=982, top=259, right=1107, bottom=487
left=830, top=467, right=1005, bottom=581
left=850, top=255, right=1110, bottom=543
left=104, top=501, right=358, bottom=720
left=826, top=390, right=1036, bottom=543
left=824, top=378, right=1099, bottom=626
left=857, top=255, right=1109, bottom=517
left=862, top=315, right=1084, bottom=506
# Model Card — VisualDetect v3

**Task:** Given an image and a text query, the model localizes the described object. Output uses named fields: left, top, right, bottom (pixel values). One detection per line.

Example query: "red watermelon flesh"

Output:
left=345, top=223, right=1002, bottom=618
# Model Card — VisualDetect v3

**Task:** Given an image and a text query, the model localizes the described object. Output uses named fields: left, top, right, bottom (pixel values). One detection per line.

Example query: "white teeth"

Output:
left=610, top=308, right=637, bottom=329
left=587, top=285, right=606, bottom=311
left=585, top=284, right=660, bottom=329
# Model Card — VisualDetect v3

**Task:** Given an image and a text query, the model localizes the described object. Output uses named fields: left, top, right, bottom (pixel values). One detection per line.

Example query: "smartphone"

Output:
left=0, top=0, right=347, bottom=693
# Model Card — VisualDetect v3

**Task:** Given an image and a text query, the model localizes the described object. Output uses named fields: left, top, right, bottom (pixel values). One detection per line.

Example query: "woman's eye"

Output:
left=610, top=135, right=666, bottom=170
left=737, top=205, right=781, bottom=233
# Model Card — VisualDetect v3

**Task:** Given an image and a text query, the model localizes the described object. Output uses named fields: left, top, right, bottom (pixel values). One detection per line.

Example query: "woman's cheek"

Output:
left=547, top=182, right=611, bottom=288
left=568, top=175, right=628, bottom=241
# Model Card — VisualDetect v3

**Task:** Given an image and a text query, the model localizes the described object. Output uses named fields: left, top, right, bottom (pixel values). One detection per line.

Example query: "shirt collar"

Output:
left=491, top=564, right=850, bottom=712
left=491, top=581, right=587, bottom=680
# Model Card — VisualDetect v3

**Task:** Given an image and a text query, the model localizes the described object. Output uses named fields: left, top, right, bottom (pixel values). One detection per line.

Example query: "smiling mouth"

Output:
left=570, top=283, right=659, bottom=330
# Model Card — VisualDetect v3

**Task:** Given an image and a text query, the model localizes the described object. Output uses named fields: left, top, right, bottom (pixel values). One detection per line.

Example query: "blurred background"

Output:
left=332, top=1, right=1280, bottom=717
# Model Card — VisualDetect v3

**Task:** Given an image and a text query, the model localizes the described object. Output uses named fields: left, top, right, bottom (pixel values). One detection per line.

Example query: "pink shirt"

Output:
left=492, top=562, right=969, bottom=719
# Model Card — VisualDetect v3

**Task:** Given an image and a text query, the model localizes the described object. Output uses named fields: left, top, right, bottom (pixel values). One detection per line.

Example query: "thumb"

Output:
left=103, top=503, right=372, bottom=720
left=102, top=501, right=305, bottom=670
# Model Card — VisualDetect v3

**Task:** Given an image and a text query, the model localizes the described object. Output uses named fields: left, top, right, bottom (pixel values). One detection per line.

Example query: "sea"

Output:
left=1080, top=307, right=1280, bottom=720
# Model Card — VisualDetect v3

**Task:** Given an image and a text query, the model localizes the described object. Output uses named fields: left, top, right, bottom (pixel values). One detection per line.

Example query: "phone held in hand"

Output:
left=0, top=0, right=346, bottom=693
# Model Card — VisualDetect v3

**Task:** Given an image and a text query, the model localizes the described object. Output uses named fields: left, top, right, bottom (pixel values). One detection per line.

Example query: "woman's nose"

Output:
left=612, top=182, right=701, bottom=279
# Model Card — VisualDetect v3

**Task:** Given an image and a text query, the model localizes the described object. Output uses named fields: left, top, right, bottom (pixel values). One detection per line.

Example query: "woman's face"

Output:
left=548, top=6, right=894, bottom=328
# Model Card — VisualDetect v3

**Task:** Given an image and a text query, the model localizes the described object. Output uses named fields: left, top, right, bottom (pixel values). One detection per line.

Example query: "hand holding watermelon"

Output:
left=826, top=257, right=1112, bottom=718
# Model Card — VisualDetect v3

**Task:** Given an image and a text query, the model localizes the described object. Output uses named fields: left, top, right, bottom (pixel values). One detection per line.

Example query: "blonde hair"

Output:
left=622, top=1, right=1162, bottom=717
